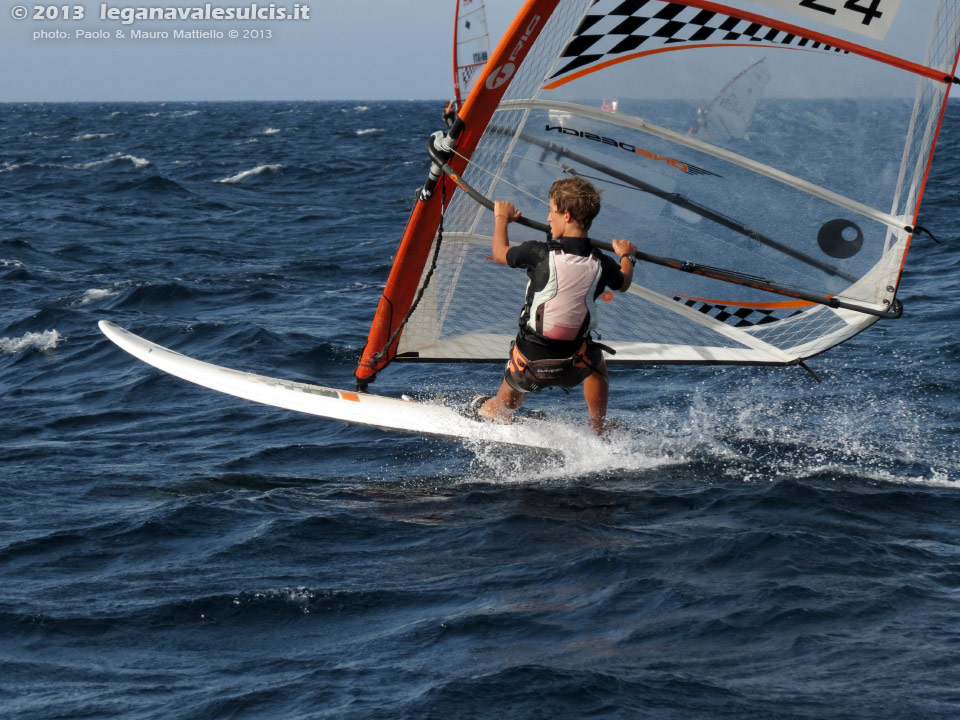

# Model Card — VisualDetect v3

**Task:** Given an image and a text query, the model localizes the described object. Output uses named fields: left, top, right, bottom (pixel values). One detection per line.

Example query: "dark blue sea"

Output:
left=2, top=101, right=959, bottom=719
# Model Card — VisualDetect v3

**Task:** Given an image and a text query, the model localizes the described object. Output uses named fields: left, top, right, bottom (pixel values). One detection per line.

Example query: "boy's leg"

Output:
left=479, top=379, right=525, bottom=424
left=582, top=359, right=609, bottom=435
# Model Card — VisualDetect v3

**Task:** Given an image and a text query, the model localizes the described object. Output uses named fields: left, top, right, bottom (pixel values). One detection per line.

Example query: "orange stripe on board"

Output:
left=340, top=391, right=360, bottom=402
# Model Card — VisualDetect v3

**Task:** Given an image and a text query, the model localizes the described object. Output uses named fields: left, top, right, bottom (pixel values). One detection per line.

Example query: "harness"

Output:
left=520, top=240, right=603, bottom=343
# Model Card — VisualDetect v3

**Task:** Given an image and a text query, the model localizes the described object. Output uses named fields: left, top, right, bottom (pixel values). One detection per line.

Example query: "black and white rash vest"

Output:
left=524, top=240, right=603, bottom=342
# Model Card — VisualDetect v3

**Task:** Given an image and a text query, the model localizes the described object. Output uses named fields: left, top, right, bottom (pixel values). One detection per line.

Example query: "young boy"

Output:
left=477, top=177, right=637, bottom=434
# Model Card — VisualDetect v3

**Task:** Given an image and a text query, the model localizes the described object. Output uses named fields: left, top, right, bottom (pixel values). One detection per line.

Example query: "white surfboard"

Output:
left=98, top=320, right=579, bottom=450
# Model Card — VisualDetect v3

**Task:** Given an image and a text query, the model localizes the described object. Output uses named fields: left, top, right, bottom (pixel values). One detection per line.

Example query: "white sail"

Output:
left=453, top=0, right=491, bottom=105
left=358, top=0, right=960, bottom=385
left=693, top=58, right=771, bottom=141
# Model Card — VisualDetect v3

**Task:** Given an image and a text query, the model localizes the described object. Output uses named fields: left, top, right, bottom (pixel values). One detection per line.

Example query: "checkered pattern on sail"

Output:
left=672, top=297, right=803, bottom=328
left=552, top=0, right=846, bottom=81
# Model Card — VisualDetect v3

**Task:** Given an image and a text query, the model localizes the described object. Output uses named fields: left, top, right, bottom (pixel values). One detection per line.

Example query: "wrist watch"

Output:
left=619, top=254, right=637, bottom=266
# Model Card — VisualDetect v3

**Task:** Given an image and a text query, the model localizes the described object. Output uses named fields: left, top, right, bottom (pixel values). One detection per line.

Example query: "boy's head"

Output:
left=549, top=177, right=601, bottom=231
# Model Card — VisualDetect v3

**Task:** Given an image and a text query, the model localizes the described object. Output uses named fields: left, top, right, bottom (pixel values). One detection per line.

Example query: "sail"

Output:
left=694, top=58, right=771, bottom=140
left=357, top=0, right=960, bottom=386
left=453, top=0, right=491, bottom=105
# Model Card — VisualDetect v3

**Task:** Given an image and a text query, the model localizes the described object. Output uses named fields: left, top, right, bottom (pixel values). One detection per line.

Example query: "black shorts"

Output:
left=503, top=340, right=606, bottom=393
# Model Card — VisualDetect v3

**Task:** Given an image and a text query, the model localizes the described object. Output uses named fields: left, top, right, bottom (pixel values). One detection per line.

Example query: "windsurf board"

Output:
left=98, top=320, right=575, bottom=450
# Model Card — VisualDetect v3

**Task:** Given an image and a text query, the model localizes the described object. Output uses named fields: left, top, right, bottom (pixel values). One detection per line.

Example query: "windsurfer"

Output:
left=688, top=106, right=709, bottom=137
left=442, top=99, right=458, bottom=129
left=475, top=177, right=636, bottom=434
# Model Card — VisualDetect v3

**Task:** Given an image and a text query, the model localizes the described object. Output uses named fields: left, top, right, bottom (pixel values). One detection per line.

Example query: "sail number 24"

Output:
left=798, top=0, right=884, bottom=26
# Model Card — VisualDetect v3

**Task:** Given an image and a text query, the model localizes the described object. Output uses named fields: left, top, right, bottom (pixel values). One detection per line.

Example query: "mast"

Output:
left=355, top=0, right=564, bottom=389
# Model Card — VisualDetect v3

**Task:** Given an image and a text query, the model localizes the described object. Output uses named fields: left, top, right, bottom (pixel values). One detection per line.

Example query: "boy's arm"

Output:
left=491, top=201, right=521, bottom=265
left=611, top=238, right=637, bottom=292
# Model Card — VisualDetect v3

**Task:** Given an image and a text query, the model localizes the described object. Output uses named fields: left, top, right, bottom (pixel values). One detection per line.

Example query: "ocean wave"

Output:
left=356, top=128, right=383, bottom=136
left=70, top=132, right=115, bottom=142
left=1, top=238, right=34, bottom=250
left=110, top=175, right=191, bottom=196
left=115, top=153, right=152, bottom=169
left=74, top=288, right=121, bottom=306
left=216, top=164, right=284, bottom=183
left=0, top=586, right=385, bottom=636
left=260, top=127, right=282, bottom=136
left=74, top=153, right=152, bottom=170
left=115, top=282, right=198, bottom=308
left=3, top=267, right=38, bottom=281
left=0, top=330, right=62, bottom=354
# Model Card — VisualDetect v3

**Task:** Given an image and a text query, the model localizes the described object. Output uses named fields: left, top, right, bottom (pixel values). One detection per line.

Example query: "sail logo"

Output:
left=487, top=16, right=541, bottom=90
left=545, top=125, right=720, bottom=177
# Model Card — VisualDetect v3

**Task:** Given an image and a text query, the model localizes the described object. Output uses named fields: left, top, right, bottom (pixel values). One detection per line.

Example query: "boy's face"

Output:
left=548, top=200, right=573, bottom=239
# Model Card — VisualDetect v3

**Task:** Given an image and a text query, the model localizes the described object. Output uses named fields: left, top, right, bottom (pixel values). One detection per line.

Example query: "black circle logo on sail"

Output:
left=818, top=219, right=864, bottom=259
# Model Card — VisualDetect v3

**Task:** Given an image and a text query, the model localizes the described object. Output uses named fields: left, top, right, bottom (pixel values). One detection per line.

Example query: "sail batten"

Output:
left=499, top=99, right=909, bottom=233
left=355, top=0, right=959, bottom=387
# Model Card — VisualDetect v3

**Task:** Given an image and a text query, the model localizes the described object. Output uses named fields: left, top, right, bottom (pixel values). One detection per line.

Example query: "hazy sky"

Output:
left=2, top=1, right=955, bottom=103
left=1, top=1, right=516, bottom=101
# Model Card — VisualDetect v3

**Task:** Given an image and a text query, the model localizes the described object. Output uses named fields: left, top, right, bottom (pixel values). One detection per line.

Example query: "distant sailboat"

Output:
left=690, top=58, right=771, bottom=141
left=449, top=0, right=490, bottom=121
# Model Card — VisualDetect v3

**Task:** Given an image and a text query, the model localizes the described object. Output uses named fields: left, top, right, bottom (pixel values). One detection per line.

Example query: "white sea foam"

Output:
left=396, top=392, right=683, bottom=483
left=113, top=153, right=151, bottom=168
left=75, top=288, right=119, bottom=306
left=669, top=374, right=960, bottom=489
left=448, top=364, right=960, bottom=489
left=0, top=330, right=63, bottom=354
left=74, top=152, right=151, bottom=170
left=356, top=128, right=383, bottom=136
left=0, top=163, right=21, bottom=174
left=1, top=259, right=24, bottom=267
left=71, top=132, right=114, bottom=141
left=217, top=164, right=283, bottom=184
left=75, top=158, right=110, bottom=170
left=466, top=422, right=680, bottom=483
left=261, top=127, right=282, bottom=136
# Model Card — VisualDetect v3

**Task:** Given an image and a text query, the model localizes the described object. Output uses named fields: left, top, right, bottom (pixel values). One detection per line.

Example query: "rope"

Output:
left=363, top=178, right=448, bottom=371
